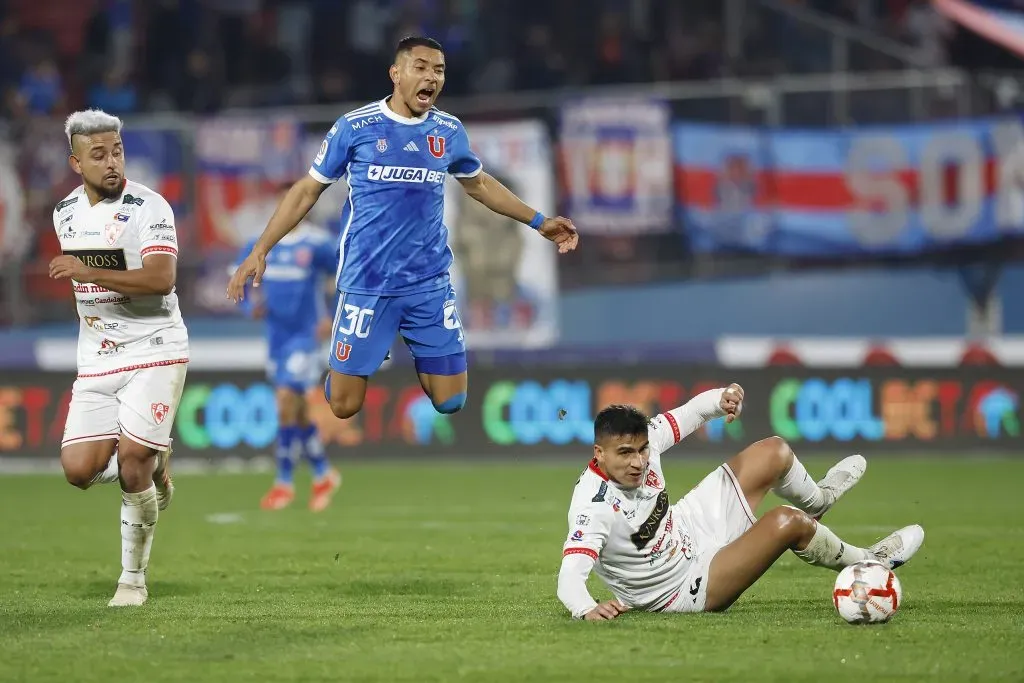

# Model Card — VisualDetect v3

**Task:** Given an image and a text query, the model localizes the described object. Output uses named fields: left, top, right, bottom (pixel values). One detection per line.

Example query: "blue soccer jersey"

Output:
left=308, top=98, right=483, bottom=296
left=235, top=226, right=338, bottom=388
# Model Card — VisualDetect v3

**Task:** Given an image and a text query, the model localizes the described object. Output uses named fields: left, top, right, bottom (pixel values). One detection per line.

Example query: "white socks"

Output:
left=89, top=453, right=119, bottom=486
left=119, top=486, right=158, bottom=588
left=794, top=520, right=870, bottom=570
left=773, top=457, right=826, bottom=517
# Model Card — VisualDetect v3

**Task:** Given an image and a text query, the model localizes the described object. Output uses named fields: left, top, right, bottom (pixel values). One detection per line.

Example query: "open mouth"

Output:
left=104, top=173, right=120, bottom=182
left=415, top=87, right=435, bottom=106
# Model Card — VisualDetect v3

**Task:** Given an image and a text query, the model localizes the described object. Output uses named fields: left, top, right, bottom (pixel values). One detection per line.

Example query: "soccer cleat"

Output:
left=153, top=439, right=175, bottom=511
left=868, top=524, right=925, bottom=570
left=261, top=483, right=295, bottom=511
left=814, top=454, right=867, bottom=520
left=309, top=469, right=342, bottom=512
left=108, top=583, right=148, bottom=607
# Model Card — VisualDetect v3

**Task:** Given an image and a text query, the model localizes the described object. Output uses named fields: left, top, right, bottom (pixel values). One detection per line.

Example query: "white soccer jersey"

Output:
left=561, top=411, right=702, bottom=611
left=53, top=180, right=189, bottom=376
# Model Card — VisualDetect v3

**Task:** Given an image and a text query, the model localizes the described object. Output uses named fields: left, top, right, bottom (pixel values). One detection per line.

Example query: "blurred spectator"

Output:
left=515, top=23, right=568, bottom=91
left=0, top=13, right=20, bottom=96
left=177, top=47, right=224, bottom=113
left=314, top=65, right=352, bottom=105
left=17, top=58, right=63, bottom=116
left=87, top=68, right=137, bottom=115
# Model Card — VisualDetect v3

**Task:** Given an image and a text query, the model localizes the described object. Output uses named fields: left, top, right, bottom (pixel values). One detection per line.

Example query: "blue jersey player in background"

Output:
left=228, top=36, right=579, bottom=423
left=232, top=188, right=343, bottom=511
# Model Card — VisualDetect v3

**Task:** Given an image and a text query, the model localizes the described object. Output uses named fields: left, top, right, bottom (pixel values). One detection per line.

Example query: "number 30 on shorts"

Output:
left=338, top=304, right=374, bottom=338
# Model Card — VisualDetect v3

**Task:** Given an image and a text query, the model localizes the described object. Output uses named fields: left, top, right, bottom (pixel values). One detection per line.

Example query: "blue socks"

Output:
left=275, top=425, right=299, bottom=485
left=300, top=424, right=329, bottom=479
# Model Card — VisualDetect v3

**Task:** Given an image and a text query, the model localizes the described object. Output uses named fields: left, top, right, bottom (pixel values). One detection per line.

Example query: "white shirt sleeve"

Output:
left=138, top=196, right=178, bottom=260
left=557, top=552, right=598, bottom=619
left=648, top=387, right=727, bottom=453
left=560, top=499, right=614, bottom=619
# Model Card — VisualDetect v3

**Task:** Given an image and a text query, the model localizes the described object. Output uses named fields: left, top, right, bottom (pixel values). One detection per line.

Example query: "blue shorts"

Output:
left=267, top=333, right=322, bottom=391
left=328, top=284, right=466, bottom=377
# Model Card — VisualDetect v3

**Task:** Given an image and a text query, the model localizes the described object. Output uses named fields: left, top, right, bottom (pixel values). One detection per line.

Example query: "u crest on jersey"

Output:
left=427, top=135, right=445, bottom=158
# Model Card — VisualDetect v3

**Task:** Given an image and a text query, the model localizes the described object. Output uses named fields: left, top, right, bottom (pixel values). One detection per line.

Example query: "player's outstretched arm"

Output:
left=227, top=176, right=328, bottom=302
left=649, top=384, right=745, bottom=454
left=457, top=172, right=579, bottom=254
left=558, top=553, right=629, bottom=621
left=49, top=253, right=176, bottom=296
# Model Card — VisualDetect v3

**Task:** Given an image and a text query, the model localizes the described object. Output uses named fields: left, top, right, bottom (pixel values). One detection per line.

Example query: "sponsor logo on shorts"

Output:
left=335, top=342, right=352, bottom=362
left=151, top=402, right=170, bottom=425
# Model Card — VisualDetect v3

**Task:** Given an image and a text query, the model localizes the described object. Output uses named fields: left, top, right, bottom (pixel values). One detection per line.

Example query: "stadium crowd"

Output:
left=0, top=0, right=980, bottom=122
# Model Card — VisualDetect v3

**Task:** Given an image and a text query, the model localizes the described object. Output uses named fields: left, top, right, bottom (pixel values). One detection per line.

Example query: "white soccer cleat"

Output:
left=868, top=524, right=925, bottom=570
left=153, top=439, right=174, bottom=511
left=814, top=454, right=867, bottom=520
left=108, top=583, right=148, bottom=607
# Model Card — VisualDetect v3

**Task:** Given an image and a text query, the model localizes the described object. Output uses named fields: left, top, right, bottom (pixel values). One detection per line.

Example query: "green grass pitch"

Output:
left=0, top=457, right=1021, bottom=682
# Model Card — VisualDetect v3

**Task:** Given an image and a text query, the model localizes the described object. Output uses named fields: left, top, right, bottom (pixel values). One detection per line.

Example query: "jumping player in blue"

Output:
left=227, top=36, right=579, bottom=420
left=232, top=194, right=342, bottom=511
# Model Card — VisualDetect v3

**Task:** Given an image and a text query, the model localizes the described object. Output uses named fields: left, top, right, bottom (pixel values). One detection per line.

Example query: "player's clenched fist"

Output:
left=720, top=383, right=744, bottom=423
left=226, top=250, right=267, bottom=303
left=584, top=599, right=630, bottom=621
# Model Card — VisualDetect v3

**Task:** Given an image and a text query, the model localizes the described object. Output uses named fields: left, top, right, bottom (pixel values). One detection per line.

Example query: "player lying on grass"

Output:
left=558, top=384, right=925, bottom=620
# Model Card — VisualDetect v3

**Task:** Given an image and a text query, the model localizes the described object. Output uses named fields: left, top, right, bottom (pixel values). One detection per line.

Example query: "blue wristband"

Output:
left=528, top=211, right=545, bottom=230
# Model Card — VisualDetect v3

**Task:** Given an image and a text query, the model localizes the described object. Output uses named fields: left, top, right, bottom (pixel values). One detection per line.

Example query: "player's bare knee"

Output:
left=61, top=460, right=95, bottom=490
left=329, top=393, right=363, bottom=420
left=765, top=505, right=815, bottom=545
left=276, top=388, right=302, bottom=424
left=754, top=435, right=793, bottom=477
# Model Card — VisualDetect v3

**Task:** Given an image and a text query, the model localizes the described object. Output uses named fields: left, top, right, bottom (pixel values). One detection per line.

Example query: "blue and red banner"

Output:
left=560, top=99, right=674, bottom=235
left=674, top=117, right=1024, bottom=256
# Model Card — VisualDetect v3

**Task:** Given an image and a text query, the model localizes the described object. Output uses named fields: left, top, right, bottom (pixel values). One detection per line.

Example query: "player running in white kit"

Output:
left=558, top=385, right=925, bottom=620
left=49, top=109, right=189, bottom=607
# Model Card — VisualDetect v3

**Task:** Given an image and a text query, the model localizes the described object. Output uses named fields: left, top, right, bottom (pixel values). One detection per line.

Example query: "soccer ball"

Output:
left=832, top=561, right=902, bottom=624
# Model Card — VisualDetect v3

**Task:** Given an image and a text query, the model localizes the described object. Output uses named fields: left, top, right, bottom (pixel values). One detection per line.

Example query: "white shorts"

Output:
left=657, top=464, right=757, bottom=613
left=62, top=361, right=188, bottom=450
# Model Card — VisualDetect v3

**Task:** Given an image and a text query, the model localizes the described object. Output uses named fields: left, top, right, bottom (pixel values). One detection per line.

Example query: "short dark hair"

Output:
left=594, top=404, right=650, bottom=443
left=396, top=36, right=444, bottom=58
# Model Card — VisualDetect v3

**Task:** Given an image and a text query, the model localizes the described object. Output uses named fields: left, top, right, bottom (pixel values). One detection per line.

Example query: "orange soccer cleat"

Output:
left=260, top=483, right=295, bottom=511
left=309, top=469, right=342, bottom=512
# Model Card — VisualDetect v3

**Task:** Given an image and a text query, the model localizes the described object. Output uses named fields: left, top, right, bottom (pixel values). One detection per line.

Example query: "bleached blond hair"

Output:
left=64, top=109, right=123, bottom=151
